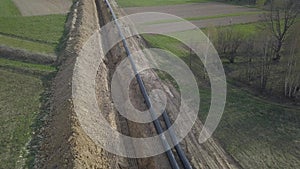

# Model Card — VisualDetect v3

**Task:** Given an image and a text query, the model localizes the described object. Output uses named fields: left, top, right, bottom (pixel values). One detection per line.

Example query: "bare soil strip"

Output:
left=12, top=0, right=72, bottom=16
left=137, top=14, right=261, bottom=34
left=122, top=2, right=262, bottom=30
left=122, top=2, right=261, bottom=19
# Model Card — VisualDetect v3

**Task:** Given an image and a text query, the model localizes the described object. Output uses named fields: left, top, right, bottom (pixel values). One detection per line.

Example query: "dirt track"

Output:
left=12, top=0, right=72, bottom=16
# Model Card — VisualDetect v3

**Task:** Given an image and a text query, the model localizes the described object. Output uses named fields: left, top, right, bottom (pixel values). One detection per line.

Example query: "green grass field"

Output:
left=0, top=69, right=44, bottom=169
left=143, top=33, right=300, bottom=168
left=0, top=1, right=61, bottom=168
left=228, top=22, right=259, bottom=36
left=0, top=35, right=56, bottom=54
left=0, top=15, right=67, bottom=44
left=198, top=85, right=300, bottom=169
left=0, top=59, right=55, bottom=168
left=0, top=58, right=56, bottom=73
left=144, top=11, right=263, bottom=25
left=117, top=0, right=212, bottom=7
left=0, top=0, right=21, bottom=16
left=143, top=22, right=258, bottom=45
left=0, top=1, right=67, bottom=54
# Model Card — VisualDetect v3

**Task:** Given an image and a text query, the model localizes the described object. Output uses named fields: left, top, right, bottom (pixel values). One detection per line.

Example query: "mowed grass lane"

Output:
left=0, top=35, right=55, bottom=54
left=0, top=58, right=56, bottom=73
left=0, top=15, right=66, bottom=44
left=0, top=0, right=67, bottom=54
left=0, top=15, right=66, bottom=54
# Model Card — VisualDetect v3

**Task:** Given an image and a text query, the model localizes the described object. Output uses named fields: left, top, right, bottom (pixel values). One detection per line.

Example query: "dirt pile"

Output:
left=35, top=0, right=115, bottom=168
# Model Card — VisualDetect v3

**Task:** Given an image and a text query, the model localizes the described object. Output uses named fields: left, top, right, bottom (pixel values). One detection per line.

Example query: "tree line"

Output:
left=210, top=0, right=300, bottom=100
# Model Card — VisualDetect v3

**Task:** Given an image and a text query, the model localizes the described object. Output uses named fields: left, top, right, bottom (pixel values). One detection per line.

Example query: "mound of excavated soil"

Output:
left=35, top=0, right=115, bottom=168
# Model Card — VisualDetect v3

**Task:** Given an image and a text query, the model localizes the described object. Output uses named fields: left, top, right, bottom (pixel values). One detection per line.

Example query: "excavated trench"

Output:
left=36, top=0, right=243, bottom=168
left=94, top=0, right=173, bottom=168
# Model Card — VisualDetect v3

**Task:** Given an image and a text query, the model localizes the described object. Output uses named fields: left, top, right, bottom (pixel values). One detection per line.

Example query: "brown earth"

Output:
left=122, top=2, right=263, bottom=30
left=12, top=0, right=73, bottom=16
left=35, top=0, right=243, bottom=168
left=122, top=2, right=260, bottom=19
left=35, top=0, right=115, bottom=168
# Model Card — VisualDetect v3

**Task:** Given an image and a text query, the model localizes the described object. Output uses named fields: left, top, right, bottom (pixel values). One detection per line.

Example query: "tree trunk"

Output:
left=273, top=41, right=282, bottom=61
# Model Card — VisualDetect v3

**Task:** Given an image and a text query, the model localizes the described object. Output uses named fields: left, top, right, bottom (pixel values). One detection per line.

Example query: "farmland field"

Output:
left=122, top=2, right=261, bottom=18
left=0, top=0, right=20, bottom=16
left=0, top=0, right=65, bottom=168
left=0, top=35, right=56, bottom=54
left=0, top=0, right=67, bottom=54
left=117, top=0, right=212, bottom=7
left=12, top=0, right=72, bottom=16
left=0, top=68, right=47, bottom=168
left=0, top=15, right=67, bottom=44
left=122, top=2, right=263, bottom=31
left=0, top=14, right=66, bottom=54
left=0, top=58, right=56, bottom=73
left=0, top=58, right=55, bottom=168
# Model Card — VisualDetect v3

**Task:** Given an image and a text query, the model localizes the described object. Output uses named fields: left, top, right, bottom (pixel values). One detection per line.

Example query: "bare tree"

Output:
left=255, top=35, right=274, bottom=90
left=240, top=37, right=256, bottom=82
left=216, top=28, right=243, bottom=63
left=284, top=23, right=300, bottom=98
left=265, top=0, right=299, bottom=61
left=284, top=42, right=300, bottom=98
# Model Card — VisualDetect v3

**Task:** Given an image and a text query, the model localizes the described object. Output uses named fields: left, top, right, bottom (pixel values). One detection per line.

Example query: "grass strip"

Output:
left=0, top=14, right=66, bottom=44
left=0, top=58, right=56, bottom=73
left=0, top=0, right=21, bottom=16
left=0, top=69, right=43, bottom=169
left=143, top=11, right=263, bottom=25
left=0, top=35, right=56, bottom=54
